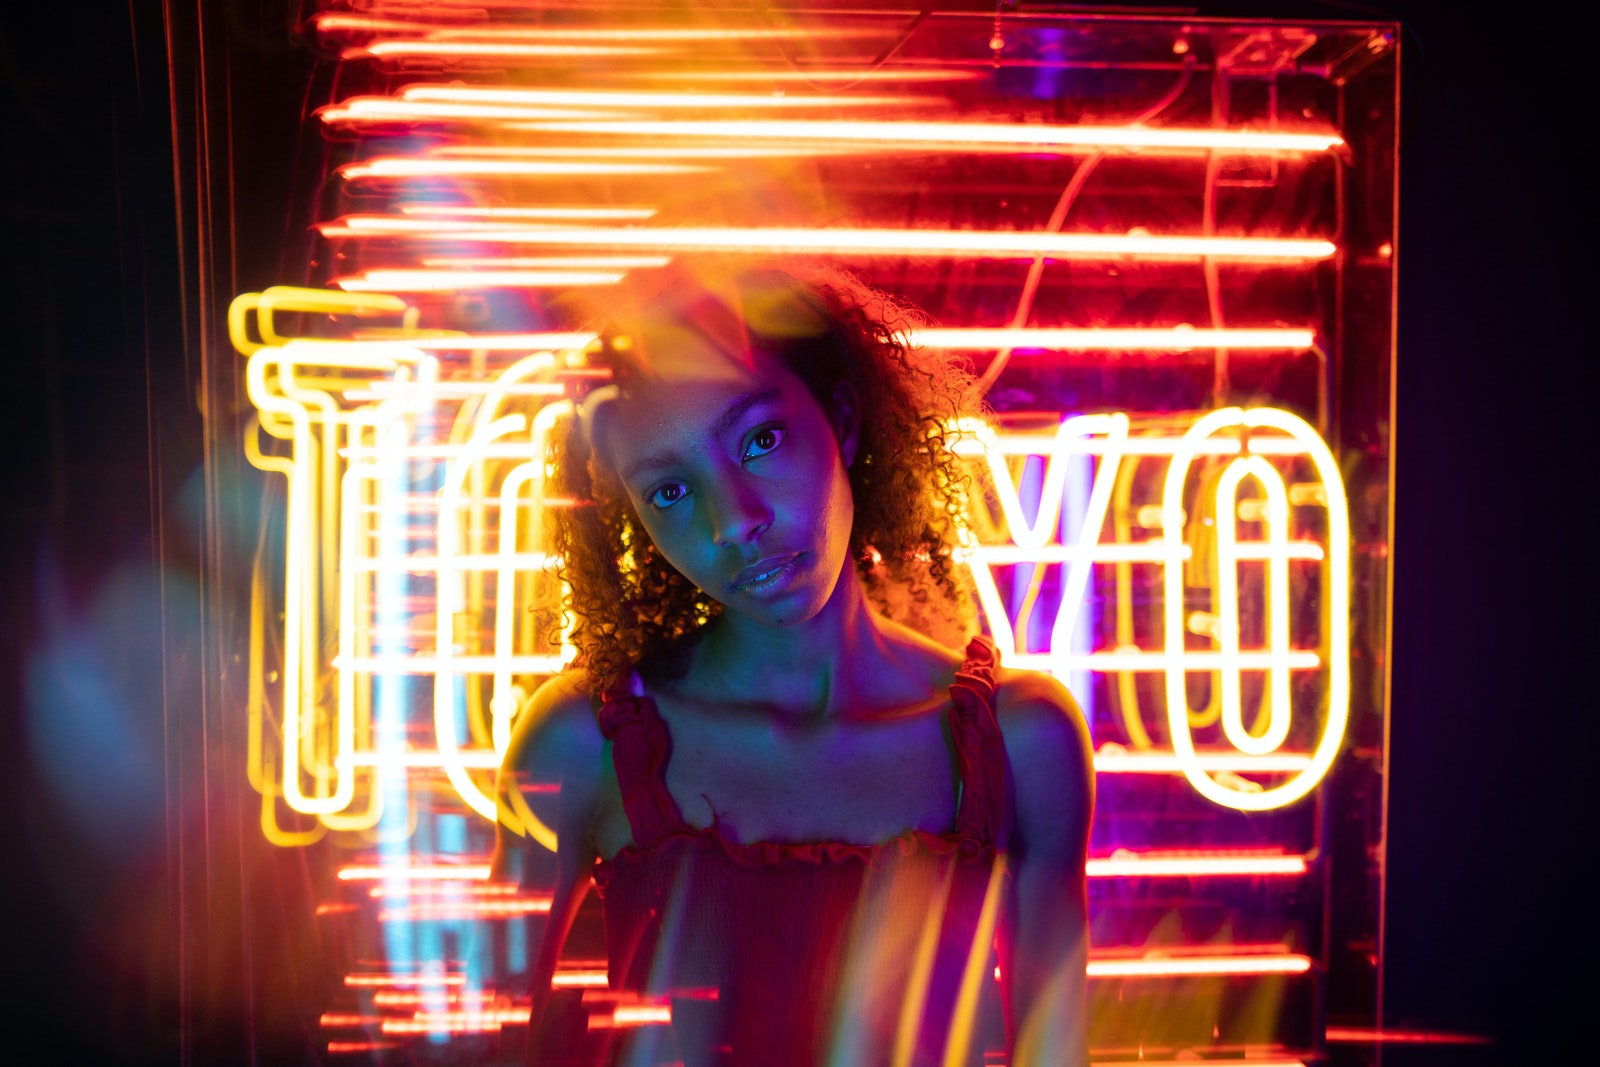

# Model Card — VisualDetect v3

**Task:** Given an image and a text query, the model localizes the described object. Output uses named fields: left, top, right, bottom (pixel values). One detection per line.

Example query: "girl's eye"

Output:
left=743, top=426, right=785, bottom=461
left=648, top=482, right=689, bottom=510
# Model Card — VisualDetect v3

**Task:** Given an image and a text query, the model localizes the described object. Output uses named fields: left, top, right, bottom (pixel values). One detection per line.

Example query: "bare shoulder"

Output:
left=502, top=670, right=606, bottom=780
left=993, top=665, right=1090, bottom=750
left=993, top=664, right=1094, bottom=859
left=493, top=671, right=610, bottom=881
left=869, top=615, right=969, bottom=700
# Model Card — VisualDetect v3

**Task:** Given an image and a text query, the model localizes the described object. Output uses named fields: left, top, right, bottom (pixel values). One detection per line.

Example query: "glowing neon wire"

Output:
left=1162, top=409, right=1351, bottom=811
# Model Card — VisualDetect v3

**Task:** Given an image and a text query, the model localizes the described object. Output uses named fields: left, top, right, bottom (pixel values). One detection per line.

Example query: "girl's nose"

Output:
left=708, top=479, right=773, bottom=548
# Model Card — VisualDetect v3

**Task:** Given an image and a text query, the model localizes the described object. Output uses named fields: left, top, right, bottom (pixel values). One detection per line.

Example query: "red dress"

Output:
left=590, top=637, right=1007, bottom=1067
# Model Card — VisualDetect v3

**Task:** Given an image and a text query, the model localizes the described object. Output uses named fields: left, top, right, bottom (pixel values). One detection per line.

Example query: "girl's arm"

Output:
left=995, top=670, right=1095, bottom=1067
left=490, top=673, right=606, bottom=1057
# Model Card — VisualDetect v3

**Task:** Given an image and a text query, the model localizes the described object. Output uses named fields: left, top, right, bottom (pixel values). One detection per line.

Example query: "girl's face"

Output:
left=600, top=341, right=858, bottom=629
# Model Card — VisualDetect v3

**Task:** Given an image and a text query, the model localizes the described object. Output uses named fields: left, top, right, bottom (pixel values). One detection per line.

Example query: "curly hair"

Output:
left=544, top=264, right=981, bottom=697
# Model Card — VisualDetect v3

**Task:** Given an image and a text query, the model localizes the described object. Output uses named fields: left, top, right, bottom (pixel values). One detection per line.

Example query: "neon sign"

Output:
left=232, top=287, right=1349, bottom=839
left=954, top=407, right=1350, bottom=812
left=218, top=6, right=1394, bottom=1056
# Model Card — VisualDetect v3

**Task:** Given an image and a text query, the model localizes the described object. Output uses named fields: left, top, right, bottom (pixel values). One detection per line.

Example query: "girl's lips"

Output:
left=730, top=552, right=804, bottom=595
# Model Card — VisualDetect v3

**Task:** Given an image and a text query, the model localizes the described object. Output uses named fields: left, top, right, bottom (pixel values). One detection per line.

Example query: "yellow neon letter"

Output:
left=1161, top=408, right=1350, bottom=811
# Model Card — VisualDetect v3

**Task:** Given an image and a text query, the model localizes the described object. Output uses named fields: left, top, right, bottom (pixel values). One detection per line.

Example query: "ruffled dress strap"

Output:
left=596, top=688, right=686, bottom=850
left=949, top=635, right=1006, bottom=845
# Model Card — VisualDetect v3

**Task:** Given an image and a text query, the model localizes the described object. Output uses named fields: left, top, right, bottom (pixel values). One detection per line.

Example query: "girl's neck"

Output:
left=688, top=557, right=898, bottom=718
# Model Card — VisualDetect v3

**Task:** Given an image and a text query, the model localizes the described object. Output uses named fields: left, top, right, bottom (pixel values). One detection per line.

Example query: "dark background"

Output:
left=0, top=1, right=1583, bottom=1063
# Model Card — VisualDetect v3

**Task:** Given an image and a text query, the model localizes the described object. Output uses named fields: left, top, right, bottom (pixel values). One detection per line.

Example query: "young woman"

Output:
left=494, top=266, right=1091, bottom=1067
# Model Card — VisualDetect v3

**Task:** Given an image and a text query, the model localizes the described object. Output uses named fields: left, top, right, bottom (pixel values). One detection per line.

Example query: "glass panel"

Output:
left=209, top=6, right=1396, bottom=1063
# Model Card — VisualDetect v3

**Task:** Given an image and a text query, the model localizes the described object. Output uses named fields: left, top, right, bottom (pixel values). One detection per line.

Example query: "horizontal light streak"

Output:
left=401, top=85, right=907, bottom=110
left=632, top=69, right=980, bottom=83
left=587, top=1003, right=673, bottom=1029
left=291, top=314, right=1309, bottom=358
left=413, top=1010, right=527, bottom=1026
left=380, top=1019, right=484, bottom=1035
left=419, top=255, right=670, bottom=269
left=912, top=327, right=1315, bottom=351
left=970, top=541, right=1324, bottom=564
left=342, top=383, right=566, bottom=400
left=372, top=990, right=494, bottom=1007
left=315, top=902, right=358, bottom=917
left=1094, top=751, right=1314, bottom=774
left=1086, top=853, right=1308, bottom=877
left=342, top=443, right=546, bottom=459
left=330, top=224, right=1336, bottom=260
left=337, top=865, right=490, bottom=882
left=527, top=118, right=1343, bottom=153
left=321, top=1013, right=382, bottom=1027
left=349, top=493, right=468, bottom=513
left=615, top=1005, right=673, bottom=1024
left=1087, top=953, right=1312, bottom=978
left=493, top=28, right=870, bottom=42
left=319, top=215, right=542, bottom=234
left=970, top=543, right=1187, bottom=564
left=368, top=882, right=529, bottom=899
left=345, top=972, right=467, bottom=987
left=343, top=741, right=1317, bottom=776
left=399, top=204, right=656, bottom=220
left=1325, top=1027, right=1491, bottom=1046
left=357, top=331, right=595, bottom=352
left=335, top=269, right=626, bottom=292
left=950, top=435, right=1313, bottom=457
left=341, top=158, right=704, bottom=180
left=381, top=1010, right=527, bottom=1034
left=311, top=14, right=421, bottom=34
left=332, top=654, right=566, bottom=674
left=315, top=17, right=874, bottom=42
left=320, top=98, right=621, bottom=124
left=552, top=970, right=610, bottom=989
left=437, top=143, right=840, bottom=159
left=378, top=898, right=551, bottom=921
left=1005, top=650, right=1321, bottom=672
left=353, top=435, right=589, bottom=460
left=347, top=553, right=555, bottom=572
left=326, top=1041, right=401, bottom=1054
left=346, top=750, right=503, bottom=770
left=359, top=41, right=661, bottom=59
left=1085, top=1060, right=1305, bottom=1067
